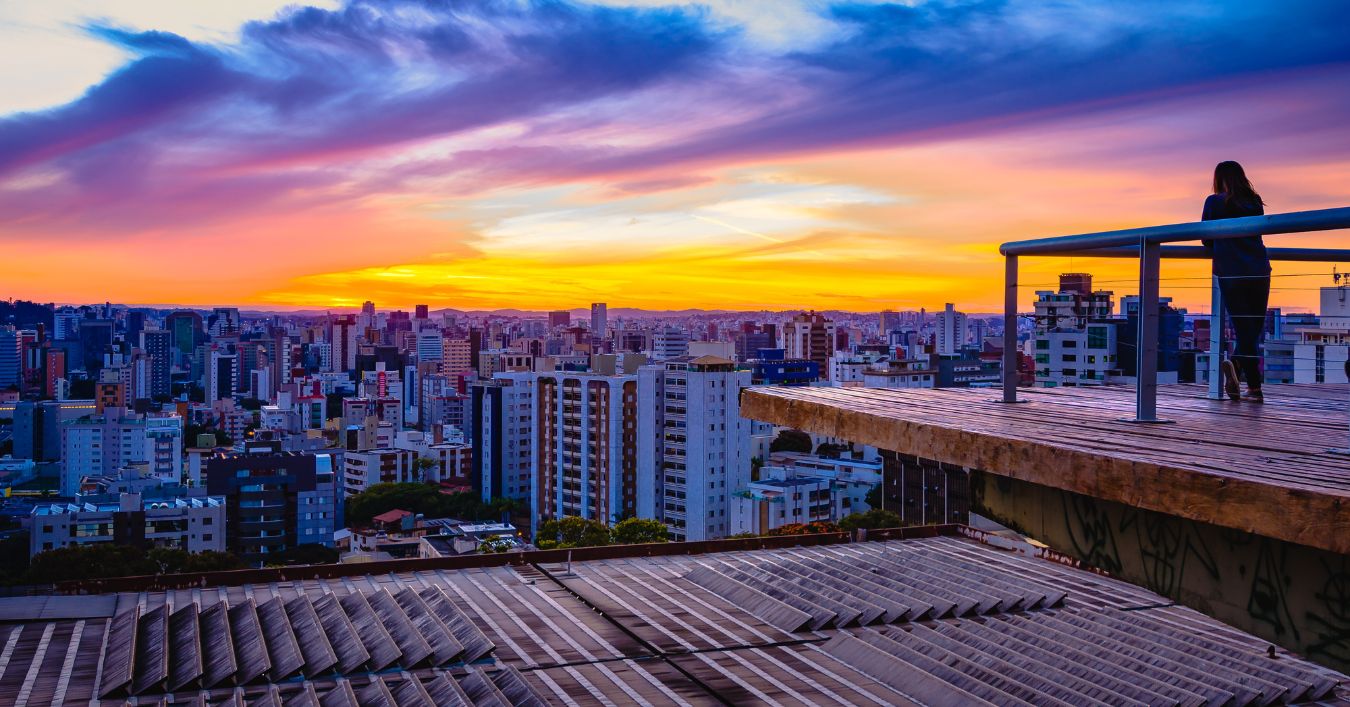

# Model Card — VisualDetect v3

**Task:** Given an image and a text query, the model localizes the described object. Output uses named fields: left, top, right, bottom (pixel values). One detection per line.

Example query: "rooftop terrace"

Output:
left=0, top=528, right=1344, bottom=705
left=742, top=383, right=1350, bottom=554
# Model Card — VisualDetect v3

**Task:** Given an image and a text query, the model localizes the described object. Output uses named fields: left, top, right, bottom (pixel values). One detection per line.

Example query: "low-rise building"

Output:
left=29, top=493, right=226, bottom=556
left=730, top=476, right=836, bottom=536
left=343, top=448, right=416, bottom=496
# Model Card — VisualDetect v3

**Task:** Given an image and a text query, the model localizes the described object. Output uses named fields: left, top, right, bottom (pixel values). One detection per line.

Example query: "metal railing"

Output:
left=999, top=206, right=1350, bottom=423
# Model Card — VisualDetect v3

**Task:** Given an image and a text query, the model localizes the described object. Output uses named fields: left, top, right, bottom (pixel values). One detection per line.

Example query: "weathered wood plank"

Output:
left=741, top=384, right=1350, bottom=554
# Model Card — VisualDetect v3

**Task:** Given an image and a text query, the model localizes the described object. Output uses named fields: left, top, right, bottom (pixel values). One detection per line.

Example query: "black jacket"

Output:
left=1201, top=193, right=1270, bottom=277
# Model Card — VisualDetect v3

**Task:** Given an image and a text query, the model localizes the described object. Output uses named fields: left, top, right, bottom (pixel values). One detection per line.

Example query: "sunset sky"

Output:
left=2, top=0, right=1348, bottom=313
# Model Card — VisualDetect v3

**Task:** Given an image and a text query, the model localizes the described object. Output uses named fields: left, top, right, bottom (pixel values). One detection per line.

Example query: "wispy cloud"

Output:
left=0, top=0, right=1348, bottom=310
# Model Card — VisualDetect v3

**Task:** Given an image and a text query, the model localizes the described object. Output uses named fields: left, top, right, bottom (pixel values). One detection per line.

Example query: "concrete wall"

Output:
left=973, top=470, right=1350, bottom=673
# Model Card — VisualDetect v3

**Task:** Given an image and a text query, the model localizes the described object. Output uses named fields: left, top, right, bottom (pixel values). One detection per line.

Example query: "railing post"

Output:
left=1131, top=238, right=1169, bottom=423
left=1002, top=254, right=1020, bottom=403
left=1208, top=272, right=1225, bottom=399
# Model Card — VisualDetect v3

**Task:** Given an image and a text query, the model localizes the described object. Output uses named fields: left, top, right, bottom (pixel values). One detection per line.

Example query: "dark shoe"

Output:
left=1246, top=388, right=1264, bottom=403
left=1220, top=360, right=1241, bottom=401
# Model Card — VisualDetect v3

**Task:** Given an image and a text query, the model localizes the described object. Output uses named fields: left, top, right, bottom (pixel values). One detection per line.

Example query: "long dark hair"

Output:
left=1213, top=160, right=1264, bottom=206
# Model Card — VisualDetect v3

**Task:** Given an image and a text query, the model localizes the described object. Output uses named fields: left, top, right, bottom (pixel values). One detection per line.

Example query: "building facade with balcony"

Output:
left=533, top=371, right=638, bottom=528
left=204, top=450, right=340, bottom=566
left=637, top=356, right=759, bottom=542
left=30, top=493, right=226, bottom=557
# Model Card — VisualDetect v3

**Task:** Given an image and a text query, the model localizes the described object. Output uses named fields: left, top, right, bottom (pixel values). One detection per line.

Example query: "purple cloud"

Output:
left=1, top=0, right=1349, bottom=236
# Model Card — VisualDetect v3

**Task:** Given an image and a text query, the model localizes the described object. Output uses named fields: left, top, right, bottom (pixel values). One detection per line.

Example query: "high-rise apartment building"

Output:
left=139, top=328, right=172, bottom=398
left=934, top=303, right=968, bottom=356
left=1293, top=286, right=1350, bottom=384
left=1034, top=273, right=1115, bottom=332
left=60, top=413, right=183, bottom=495
left=548, top=310, right=571, bottom=328
left=637, top=357, right=757, bottom=541
left=53, top=307, right=81, bottom=342
left=205, top=345, right=238, bottom=404
left=0, top=326, right=20, bottom=389
left=44, top=349, right=65, bottom=398
left=204, top=450, right=341, bottom=565
left=590, top=303, right=608, bottom=345
left=78, top=319, right=114, bottom=373
left=651, top=327, right=689, bottom=360
left=416, top=330, right=444, bottom=364
left=209, top=307, right=240, bottom=337
left=1032, top=275, right=1119, bottom=387
left=472, top=373, right=535, bottom=505
left=783, top=312, right=836, bottom=375
left=328, top=314, right=359, bottom=372
left=534, top=371, right=637, bottom=527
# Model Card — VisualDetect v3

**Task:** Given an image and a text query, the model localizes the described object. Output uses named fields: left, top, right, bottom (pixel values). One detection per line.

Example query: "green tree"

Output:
left=864, top=483, right=883, bottom=510
left=345, top=482, right=515, bottom=527
left=0, top=533, right=30, bottom=585
left=839, top=509, right=903, bottom=532
left=266, top=544, right=340, bottom=566
left=412, top=456, right=439, bottom=483
left=147, top=547, right=245, bottom=574
left=346, top=482, right=443, bottom=527
left=814, top=442, right=849, bottom=458
left=26, top=544, right=155, bottom=583
left=535, top=516, right=611, bottom=550
left=610, top=518, right=669, bottom=545
left=769, top=429, right=812, bottom=454
left=478, top=538, right=514, bottom=554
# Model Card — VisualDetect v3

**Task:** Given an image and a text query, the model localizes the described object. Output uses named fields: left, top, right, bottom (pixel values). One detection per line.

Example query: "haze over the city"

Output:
left=3, top=0, right=1349, bottom=312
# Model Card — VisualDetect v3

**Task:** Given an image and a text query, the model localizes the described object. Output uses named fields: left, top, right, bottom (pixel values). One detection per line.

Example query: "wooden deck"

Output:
left=741, top=383, right=1350, bottom=554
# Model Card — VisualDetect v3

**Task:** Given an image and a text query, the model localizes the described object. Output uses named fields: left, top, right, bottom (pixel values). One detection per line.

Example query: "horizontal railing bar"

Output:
left=1050, top=245, right=1350, bottom=261
left=1000, top=206, right=1350, bottom=256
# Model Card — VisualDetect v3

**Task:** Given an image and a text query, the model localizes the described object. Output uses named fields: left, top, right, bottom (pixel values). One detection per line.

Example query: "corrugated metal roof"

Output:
left=0, top=535, right=1343, bottom=705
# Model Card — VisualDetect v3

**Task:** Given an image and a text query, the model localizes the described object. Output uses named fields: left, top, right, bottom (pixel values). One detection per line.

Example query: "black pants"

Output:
left=1218, top=275, right=1270, bottom=389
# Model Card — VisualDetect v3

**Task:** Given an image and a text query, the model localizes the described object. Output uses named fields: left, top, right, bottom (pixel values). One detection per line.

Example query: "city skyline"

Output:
left=3, top=1, right=1349, bottom=313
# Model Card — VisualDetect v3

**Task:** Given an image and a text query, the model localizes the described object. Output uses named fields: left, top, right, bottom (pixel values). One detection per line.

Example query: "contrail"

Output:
left=692, top=214, right=826, bottom=257
left=692, top=214, right=788, bottom=244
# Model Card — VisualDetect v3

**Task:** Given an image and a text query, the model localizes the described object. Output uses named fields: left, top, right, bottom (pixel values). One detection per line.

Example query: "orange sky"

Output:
left=2, top=1, right=1348, bottom=315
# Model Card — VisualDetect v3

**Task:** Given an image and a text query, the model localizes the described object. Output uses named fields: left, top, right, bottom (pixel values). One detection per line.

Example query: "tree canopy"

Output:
left=610, top=518, right=669, bottom=545
left=25, top=544, right=244, bottom=583
left=864, top=483, right=883, bottom=511
left=839, top=509, right=903, bottom=531
left=345, top=482, right=517, bottom=527
left=769, top=429, right=812, bottom=454
left=535, top=516, right=612, bottom=550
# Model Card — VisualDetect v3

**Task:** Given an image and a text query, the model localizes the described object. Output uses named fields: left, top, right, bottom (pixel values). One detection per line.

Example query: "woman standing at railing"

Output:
left=1202, top=160, right=1271, bottom=402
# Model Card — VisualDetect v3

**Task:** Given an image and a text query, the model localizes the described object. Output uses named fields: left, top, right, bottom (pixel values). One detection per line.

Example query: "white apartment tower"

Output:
left=934, top=303, right=968, bottom=356
left=637, top=356, right=756, bottom=542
